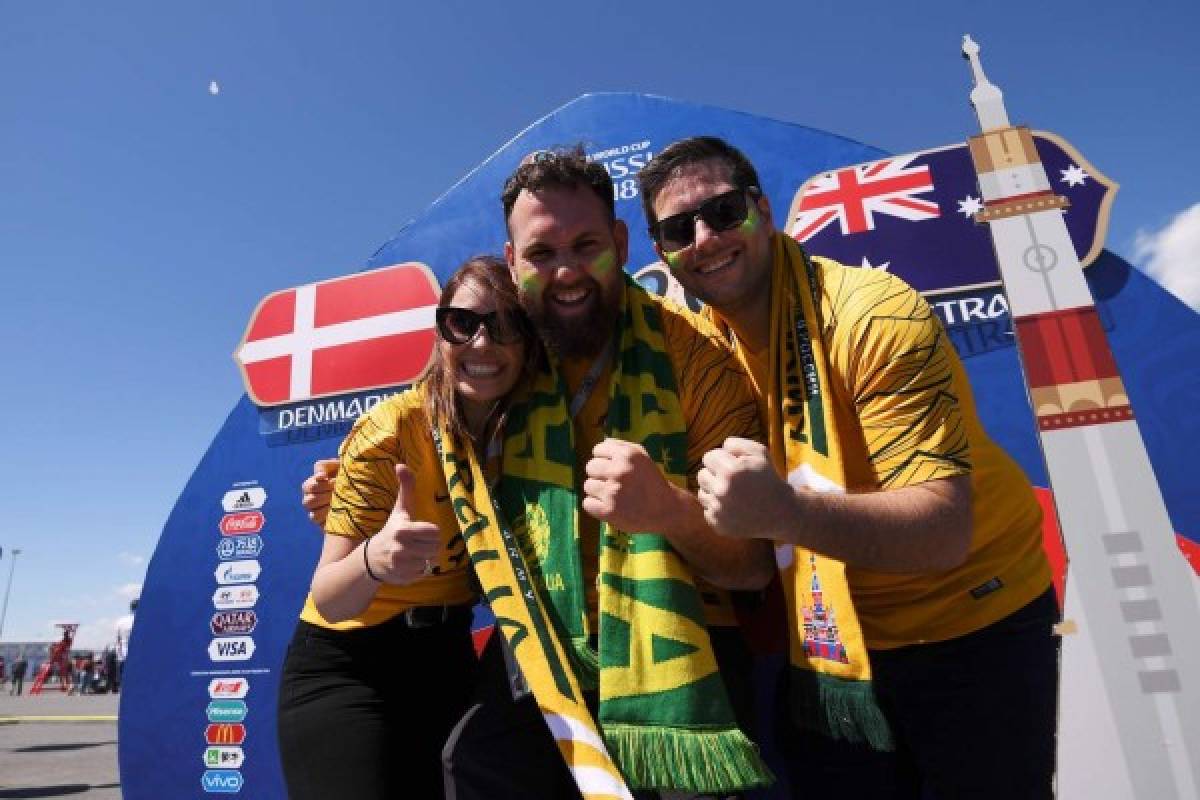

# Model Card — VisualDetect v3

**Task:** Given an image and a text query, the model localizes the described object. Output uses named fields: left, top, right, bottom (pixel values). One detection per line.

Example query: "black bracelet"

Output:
left=362, top=537, right=381, bottom=581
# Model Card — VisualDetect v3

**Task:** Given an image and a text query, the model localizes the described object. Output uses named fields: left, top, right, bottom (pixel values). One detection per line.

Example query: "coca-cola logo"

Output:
left=220, top=512, right=264, bottom=536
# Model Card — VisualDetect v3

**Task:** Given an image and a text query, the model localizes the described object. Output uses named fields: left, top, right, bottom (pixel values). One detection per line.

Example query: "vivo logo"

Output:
left=214, top=560, right=261, bottom=585
left=201, top=769, right=244, bottom=793
left=208, top=636, right=256, bottom=662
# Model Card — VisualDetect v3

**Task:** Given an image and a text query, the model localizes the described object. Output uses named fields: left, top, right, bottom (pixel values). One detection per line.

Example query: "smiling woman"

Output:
left=276, top=255, right=542, bottom=800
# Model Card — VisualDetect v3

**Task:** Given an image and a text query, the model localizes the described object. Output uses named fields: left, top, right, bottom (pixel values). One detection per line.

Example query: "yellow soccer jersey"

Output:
left=740, top=259, right=1050, bottom=649
left=299, top=389, right=477, bottom=630
left=563, top=290, right=762, bottom=628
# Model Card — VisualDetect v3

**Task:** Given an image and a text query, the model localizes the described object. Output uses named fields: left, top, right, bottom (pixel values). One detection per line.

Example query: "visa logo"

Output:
left=208, top=636, right=256, bottom=662
left=201, top=769, right=243, bottom=793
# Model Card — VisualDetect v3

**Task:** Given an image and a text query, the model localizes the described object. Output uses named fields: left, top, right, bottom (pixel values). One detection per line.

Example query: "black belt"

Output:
left=399, top=604, right=470, bottom=630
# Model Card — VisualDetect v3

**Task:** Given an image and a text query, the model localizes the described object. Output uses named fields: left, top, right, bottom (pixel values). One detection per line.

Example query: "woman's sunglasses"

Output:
left=435, top=306, right=523, bottom=346
left=649, top=187, right=759, bottom=252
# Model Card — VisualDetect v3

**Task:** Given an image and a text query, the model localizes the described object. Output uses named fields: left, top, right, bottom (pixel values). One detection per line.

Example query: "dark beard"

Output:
left=521, top=280, right=620, bottom=359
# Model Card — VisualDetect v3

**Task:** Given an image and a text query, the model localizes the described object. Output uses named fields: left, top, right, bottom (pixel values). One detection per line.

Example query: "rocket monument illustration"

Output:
left=963, top=35, right=1200, bottom=798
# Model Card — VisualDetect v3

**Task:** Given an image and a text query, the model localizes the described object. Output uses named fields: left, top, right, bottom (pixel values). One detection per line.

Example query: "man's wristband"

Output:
left=362, top=537, right=381, bottom=581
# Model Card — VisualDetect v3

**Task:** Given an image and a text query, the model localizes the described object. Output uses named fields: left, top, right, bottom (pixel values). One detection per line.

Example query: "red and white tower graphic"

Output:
left=963, top=36, right=1200, bottom=798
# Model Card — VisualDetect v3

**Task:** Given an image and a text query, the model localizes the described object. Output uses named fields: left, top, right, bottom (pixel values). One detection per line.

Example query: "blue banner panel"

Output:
left=119, top=93, right=1199, bottom=799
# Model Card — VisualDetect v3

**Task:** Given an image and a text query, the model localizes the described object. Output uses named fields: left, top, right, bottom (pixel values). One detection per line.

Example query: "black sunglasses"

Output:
left=650, top=187, right=759, bottom=252
left=435, top=306, right=524, bottom=346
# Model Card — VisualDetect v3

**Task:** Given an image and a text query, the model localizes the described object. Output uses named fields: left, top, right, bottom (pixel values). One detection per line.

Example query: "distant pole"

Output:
left=0, top=548, right=21, bottom=640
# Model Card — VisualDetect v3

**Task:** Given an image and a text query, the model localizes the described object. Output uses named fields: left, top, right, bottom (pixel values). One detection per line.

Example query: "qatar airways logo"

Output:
left=214, top=560, right=261, bottom=586
left=220, top=512, right=265, bottom=536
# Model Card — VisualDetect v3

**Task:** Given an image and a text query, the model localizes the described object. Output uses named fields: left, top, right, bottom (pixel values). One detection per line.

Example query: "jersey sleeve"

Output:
left=323, top=394, right=417, bottom=540
left=822, top=264, right=971, bottom=489
left=661, top=301, right=763, bottom=486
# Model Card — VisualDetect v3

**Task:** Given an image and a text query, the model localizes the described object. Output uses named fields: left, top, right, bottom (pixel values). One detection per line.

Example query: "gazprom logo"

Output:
left=214, top=560, right=261, bottom=585
left=201, top=769, right=243, bottom=793
left=206, top=700, right=248, bottom=722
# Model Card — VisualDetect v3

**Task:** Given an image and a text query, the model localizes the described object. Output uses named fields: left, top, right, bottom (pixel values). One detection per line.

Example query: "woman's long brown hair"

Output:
left=421, top=254, right=541, bottom=447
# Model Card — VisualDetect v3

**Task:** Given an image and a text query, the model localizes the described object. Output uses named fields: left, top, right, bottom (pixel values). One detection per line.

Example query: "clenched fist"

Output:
left=582, top=438, right=678, bottom=533
left=301, top=459, right=340, bottom=526
left=697, top=437, right=796, bottom=541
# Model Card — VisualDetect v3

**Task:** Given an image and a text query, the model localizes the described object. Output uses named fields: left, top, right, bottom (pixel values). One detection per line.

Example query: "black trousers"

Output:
left=777, top=588, right=1060, bottom=800
left=277, top=609, right=478, bottom=800
left=443, top=627, right=758, bottom=800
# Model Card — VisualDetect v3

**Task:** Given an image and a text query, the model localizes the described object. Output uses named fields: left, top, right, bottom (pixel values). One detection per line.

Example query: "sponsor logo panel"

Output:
left=220, top=511, right=265, bottom=535
left=214, top=560, right=261, bottom=585
left=217, top=535, right=264, bottom=560
left=206, top=700, right=249, bottom=723
left=201, top=769, right=244, bottom=793
left=203, top=746, right=245, bottom=769
left=208, top=636, right=256, bottom=662
left=204, top=723, right=247, bottom=745
left=210, top=610, right=258, bottom=636
left=222, top=487, right=266, bottom=512
left=213, top=585, right=259, bottom=609
left=208, top=677, right=250, bottom=699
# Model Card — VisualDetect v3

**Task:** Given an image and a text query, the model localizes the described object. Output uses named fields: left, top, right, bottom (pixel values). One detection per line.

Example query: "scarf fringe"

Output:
left=602, top=723, right=775, bottom=793
left=789, top=668, right=895, bottom=751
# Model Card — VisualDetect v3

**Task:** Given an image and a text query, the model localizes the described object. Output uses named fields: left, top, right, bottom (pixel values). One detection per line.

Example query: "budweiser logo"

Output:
left=220, top=512, right=264, bottom=536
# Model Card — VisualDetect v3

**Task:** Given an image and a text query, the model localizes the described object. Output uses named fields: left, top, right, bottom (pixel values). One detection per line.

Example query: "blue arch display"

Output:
left=118, top=93, right=1199, bottom=799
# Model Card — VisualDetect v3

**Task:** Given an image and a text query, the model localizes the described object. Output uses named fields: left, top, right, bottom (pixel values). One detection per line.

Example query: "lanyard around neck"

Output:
left=567, top=339, right=614, bottom=421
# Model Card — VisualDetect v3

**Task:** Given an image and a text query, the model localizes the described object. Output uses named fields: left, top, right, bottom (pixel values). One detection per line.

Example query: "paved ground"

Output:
left=0, top=690, right=120, bottom=799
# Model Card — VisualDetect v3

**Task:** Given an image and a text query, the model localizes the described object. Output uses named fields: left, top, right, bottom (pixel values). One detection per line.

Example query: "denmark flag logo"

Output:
left=234, top=263, right=440, bottom=406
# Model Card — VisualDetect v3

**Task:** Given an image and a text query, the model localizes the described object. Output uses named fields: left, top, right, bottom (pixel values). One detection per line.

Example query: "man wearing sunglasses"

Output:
left=636, top=137, right=1057, bottom=800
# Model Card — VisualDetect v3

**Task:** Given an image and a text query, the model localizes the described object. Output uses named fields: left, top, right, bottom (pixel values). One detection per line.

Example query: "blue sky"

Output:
left=1, top=0, right=1197, bottom=649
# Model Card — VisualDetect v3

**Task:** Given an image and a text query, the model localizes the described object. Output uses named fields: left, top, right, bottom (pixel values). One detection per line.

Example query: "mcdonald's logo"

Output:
left=204, top=723, right=246, bottom=745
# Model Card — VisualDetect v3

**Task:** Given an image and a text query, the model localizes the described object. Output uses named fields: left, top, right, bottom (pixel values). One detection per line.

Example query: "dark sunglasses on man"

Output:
left=649, top=186, right=761, bottom=252
left=435, top=307, right=524, bottom=346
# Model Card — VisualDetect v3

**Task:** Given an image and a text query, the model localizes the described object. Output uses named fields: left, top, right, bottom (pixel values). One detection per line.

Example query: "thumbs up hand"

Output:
left=363, top=464, right=443, bottom=585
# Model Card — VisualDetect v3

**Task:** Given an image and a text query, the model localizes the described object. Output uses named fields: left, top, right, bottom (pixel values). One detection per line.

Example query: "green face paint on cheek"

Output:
left=519, top=270, right=544, bottom=295
left=664, top=250, right=686, bottom=271
left=586, top=249, right=616, bottom=278
left=739, top=205, right=760, bottom=234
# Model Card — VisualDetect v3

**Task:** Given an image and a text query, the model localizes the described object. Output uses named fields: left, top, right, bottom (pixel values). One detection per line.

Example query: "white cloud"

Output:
left=71, top=616, right=121, bottom=651
left=116, top=582, right=143, bottom=601
left=117, top=551, right=146, bottom=567
left=1134, top=203, right=1200, bottom=312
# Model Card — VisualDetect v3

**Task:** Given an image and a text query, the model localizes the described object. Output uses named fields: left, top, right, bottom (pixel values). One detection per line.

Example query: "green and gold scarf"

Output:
left=439, top=275, right=772, bottom=796
left=710, top=234, right=893, bottom=750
